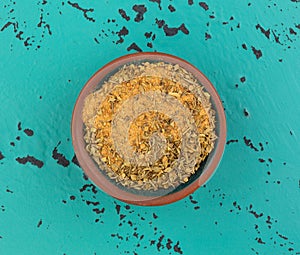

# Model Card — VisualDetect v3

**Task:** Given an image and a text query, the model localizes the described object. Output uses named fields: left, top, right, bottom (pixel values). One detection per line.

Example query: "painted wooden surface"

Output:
left=0, top=0, right=299, bottom=254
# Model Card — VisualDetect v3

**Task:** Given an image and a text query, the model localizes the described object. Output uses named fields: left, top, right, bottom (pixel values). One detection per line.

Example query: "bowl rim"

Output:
left=71, top=52, right=226, bottom=206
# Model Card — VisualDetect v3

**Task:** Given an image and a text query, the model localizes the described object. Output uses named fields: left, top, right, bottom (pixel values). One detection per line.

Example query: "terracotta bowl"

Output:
left=72, top=52, right=226, bottom=206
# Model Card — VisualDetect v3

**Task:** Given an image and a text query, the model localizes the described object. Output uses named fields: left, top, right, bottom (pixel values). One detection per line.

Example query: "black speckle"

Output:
left=161, top=23, right=190, bottom=36
left=116, top=26, right=129, bottom=44
left=1, top=21, right=18, bottom=32
left=178, top=24, right=189, bottom=34
left=259, top=142, right=264, bottom=151
left=163, top=25, right=178, bottom=36
left=132, top=4, right=147, bottom=22
left=166, top=239, right=173, bottom=249
left=37, top=219, right=43, bottom=228
left=67, top=1, right=95, bottom=22
left=44, top=24, right=52, bottom=35
left=156, top=235, right=164, bottom=251
left=86, top=201, right=99, bottom=206
left=249, top=210, right=263, bottom=219
left=149, top=0, right=162, bottom=10
left=16, top=136, right=20, bottom=141
left=115, top=204, right=121, bottom=215
left=16, top=155, right=44, bottom=168
left=6, top=189, right=13, bottom=193
left=173, top=241, right=183, bottom=254
left=82, top=173, right=89, bottom=180
left=290, top=28, right=297, bottom=35
left=251, top=46, right=262, bottom=59
left=272, top=30, right=282, bottom=45
left=188, top=0, right=194, bottom=5
left=205, top=32, right=212, bottom=40
left=277, top=233, right=288, bottom=240
left=145, top=31, right=152, bottom=38
left=62, top=200, right=67, bottom=204
left=71, top=154, right=80, bottom=167
left=118, top=9, right=130, bottom=21
left=24, top=128, right=34, bottom=136
left=242, top=43, right=247, bottom=50
left=153, top=213, right=158, bottom=219
left=24, top=37, right=33, bottom=47
left=240, top=76, right=246, bottom=83
left=70, top=195, right=76, bottom=200
left=15, top=31, right=24, bottom=40
left=243, top=136, right=259, bottom=152
left=256, top=237, right=265, bottom=244
left=258, top=158, right=265, bottom=163
left=199, top=2, right=209, bottom=10
left=147, top=42, right=153, bottom=48
left=10, top=142, right=15, bottom=146
left=168, top=4, right=176, bottom=12
left=52, top=141, right=70, bottom=167
left=243, top=108, right=249, bottom=117
left=194, top=206, right=200, bottom=210
left=111, top=233, right=124, bottom=240
left=226, top=139, right=238, bottom=145
left=18, top=122, right=22, bottom=131
left=189, top=195, right=198, bottom=204
left=268, top=158, right=273, bottom=163
left=93, top=208, right=105, bottom=214
left=256, top=24, right=270, bottom=39
left=127, top=42, right=142, bottom=52
left=155, top=19, right=165, bottom=28
left=289, top=130, right=293, bottom=135
left=80, top=183, right=98, bottom=194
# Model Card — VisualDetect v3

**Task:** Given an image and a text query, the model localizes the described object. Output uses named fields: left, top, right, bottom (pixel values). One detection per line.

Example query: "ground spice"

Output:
left=82, top=61, right=216, bottom=191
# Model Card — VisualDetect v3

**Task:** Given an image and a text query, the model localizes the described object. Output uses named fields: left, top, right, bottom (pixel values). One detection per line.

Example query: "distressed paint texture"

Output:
left=0, top=0, right=300, bottom=254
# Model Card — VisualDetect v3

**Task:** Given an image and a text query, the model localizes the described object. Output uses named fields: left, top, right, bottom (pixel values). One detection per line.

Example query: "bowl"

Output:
left=72, top=52, right=226, bottom=206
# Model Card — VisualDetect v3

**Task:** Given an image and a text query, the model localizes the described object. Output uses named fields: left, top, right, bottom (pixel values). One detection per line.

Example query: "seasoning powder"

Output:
left=82, top=62, right=216, bottom=191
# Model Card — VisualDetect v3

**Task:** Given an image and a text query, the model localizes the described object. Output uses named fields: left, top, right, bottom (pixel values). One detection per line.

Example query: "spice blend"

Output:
left=82, top=62, right=216, bottom=191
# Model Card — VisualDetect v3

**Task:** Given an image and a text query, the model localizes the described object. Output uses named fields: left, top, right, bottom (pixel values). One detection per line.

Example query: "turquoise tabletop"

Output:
left=0, top=0, right=299, bottom=254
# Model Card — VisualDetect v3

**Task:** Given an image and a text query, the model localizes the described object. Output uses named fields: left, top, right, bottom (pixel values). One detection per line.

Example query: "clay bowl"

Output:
left=72, top=52, right=226, bottom=206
